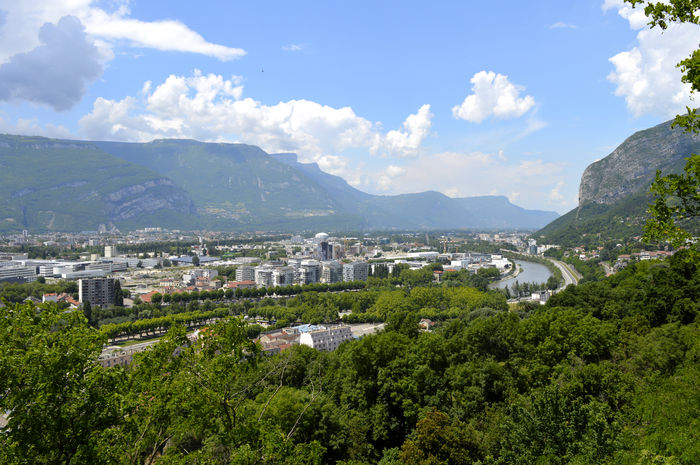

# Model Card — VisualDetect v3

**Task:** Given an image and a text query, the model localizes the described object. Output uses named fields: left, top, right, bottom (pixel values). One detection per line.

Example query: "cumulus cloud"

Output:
left=452, top=71, right=536, bottom=123
left=79, top=70, right=432, bottom=160
left=0, top=1, right=244, bottom=109
left=0, top=15, right=102, bottom=111
left=0, top=1, right=244, bottom=63
left=376, top=104, right=432, bottom=157
left=604, top=0, right=700, bottom=117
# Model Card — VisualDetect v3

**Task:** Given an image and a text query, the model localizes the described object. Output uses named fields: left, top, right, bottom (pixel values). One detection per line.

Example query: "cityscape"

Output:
left=0, top=1, right=698, bottom=464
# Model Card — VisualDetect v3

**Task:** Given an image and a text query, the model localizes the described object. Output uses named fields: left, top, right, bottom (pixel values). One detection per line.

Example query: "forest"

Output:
left=1, top=248, right=698, bottom=464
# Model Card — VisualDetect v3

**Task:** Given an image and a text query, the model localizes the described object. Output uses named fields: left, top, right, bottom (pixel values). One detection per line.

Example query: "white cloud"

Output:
left=604, top=0, right=700, bottom=117
left=371, top=151, right=571, bottom=210
left=0, top=1, right=244, bottom=63
left=452, top=71, right=536, bottom=123
left=82, top=8, right=245, bottom=60
left=386, top=165, right=405, bottom=177
left=282, top=43, right=304, bottom=52
left=79, top=70, right=432, bottom=160
left=549, top=181, right=567, bottom=204
left=0, top=15, right=102, bottom=110
left=0, top=0, right=244, bottom=109
left=0, top=114, right=72, bottom=138
left=375, top=104, right=432, bottom=157
left=549, top=22, right=577, bottom=29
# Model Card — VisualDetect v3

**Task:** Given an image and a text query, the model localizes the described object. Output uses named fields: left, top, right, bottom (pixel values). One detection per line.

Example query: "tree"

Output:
left=0, top=302, right=121, bottom=464
left=645, top=155, right=700, bottom=247
left=113, top=279, right=123, bottom=307
left=628, top=1, right=700, bottom=247
left=192, top=255, right=200, bottom=266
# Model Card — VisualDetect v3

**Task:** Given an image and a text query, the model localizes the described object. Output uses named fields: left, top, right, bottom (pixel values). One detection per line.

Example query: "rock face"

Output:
left=0, top=134, right=198, bottom=232
left=579, top=120, right=700, bottom=205
left=103, top=178, right=197, bottom=220
left=1, top=134, right=560, bottom=232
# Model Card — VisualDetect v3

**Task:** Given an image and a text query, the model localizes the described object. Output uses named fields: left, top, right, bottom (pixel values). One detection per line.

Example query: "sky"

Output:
left=0, top=0, right=698, bottom=214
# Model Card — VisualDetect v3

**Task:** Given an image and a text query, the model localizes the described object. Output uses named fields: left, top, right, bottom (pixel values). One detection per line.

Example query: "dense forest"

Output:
left=1, top=249, right=697, bottom=464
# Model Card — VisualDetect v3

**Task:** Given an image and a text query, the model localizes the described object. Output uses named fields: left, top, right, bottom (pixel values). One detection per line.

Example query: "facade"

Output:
left=298, top=260, right=321, bottom=285
left=104, top=245, right=118, bottom=258
left=235, top=266, right=255, bottom=282
left=343, top=261, right=369, bottom=282
left=321, top=260, right=343, bottom=284
left=299, top=325, right=353, bottom=351
left=79, top=277, right=116, bottom=307
left=0, top=265, right=37, bottom=283
left=254, top=266, right=274, bottom=287
left=272, top=266, right=295, bottom=287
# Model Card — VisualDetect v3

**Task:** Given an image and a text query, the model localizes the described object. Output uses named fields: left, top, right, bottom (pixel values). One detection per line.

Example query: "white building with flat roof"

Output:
left=299, top=325, right=353, bottom=351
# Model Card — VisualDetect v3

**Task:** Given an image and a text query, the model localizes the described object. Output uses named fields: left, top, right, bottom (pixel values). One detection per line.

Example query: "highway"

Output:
left=547, top=258, right=581, bottom=287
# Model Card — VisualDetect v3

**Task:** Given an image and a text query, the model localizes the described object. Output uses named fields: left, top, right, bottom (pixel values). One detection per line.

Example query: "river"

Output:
left=489, top=259, right=553, bottom=290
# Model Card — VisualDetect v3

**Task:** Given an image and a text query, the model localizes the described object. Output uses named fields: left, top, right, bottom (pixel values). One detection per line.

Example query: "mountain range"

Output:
left=535, top=119, right=700, bottom=246
left=0, top=134, right=559, bottom=233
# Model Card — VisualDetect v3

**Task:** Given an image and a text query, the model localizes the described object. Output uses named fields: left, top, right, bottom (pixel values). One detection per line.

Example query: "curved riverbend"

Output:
left=489, top=259, right=553, bottom=290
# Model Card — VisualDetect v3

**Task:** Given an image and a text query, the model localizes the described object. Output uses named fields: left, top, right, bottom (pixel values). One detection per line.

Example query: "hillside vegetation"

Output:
left=1, top=250, right=697, bottom=464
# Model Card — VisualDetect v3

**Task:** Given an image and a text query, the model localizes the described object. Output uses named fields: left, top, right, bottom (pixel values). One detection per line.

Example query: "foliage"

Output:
left=1, top=247, right=698, bottom=464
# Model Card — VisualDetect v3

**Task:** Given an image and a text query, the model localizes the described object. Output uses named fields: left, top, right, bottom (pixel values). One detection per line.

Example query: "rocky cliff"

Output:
left=579, top=120, right=700, bottom=205
left=0, top=135, right=198, bottom=232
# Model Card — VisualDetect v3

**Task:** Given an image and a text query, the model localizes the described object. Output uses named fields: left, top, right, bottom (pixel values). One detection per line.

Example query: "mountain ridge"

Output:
left=1, top=134, right=559, bottom=232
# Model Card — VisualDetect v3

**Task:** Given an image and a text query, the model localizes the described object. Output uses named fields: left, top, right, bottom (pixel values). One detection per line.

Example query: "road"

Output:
left=547, top=258, right=581, bottom=287
left=601, top=261, right=614, bottom=276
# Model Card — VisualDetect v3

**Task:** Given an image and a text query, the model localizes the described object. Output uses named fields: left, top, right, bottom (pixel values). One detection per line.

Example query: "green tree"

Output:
left=192, top=255, right=200, bottom=266
left=113, top=279, right=123, bottom=307
left=0, top=302, right=121, bottom=464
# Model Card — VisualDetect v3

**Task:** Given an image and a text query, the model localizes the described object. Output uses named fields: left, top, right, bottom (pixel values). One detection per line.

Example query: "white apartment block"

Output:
left=299, top=325, right=353, bottom=351
left=104, top=245, right=118, bottom=258
left=236, top=266, right=255, bottom=282
left=343, top=262, right=369, bottom=282
left=272, top=266, right=295, bottom=286
left=254, top=267, right=274, bottom=287
left=321, top=260, right=343, bottom=283
left=298, top=260, right=321, bottom=285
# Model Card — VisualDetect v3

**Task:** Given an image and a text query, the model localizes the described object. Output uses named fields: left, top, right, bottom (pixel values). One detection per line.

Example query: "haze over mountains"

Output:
left=0, top=135, right=558, bottom=233
left=536, top=119, right=700, bottom=245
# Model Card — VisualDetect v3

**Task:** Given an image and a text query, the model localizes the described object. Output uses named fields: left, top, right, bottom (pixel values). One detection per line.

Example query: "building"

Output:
left=236, top=266, right=255, bottom=282
left=0, top=265, right=37, bottom=283
left=298, top=260, right=321, bottom=285
left=343, top=262, right=369, bottom=282
left=79, top=277, right=117, bottom=307
left=254, top=266, right=274, bottom=287
left=321, top=261, right=343, bottom=283
left=104, top=245, right=118, bottom=258
left=299, top=325, right=353, bottom=351
left=272, top=266, right=295, bottom=287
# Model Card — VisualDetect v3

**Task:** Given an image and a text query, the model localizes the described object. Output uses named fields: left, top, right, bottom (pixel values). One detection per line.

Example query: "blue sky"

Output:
left=0, top=0, right=698, bottom=214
